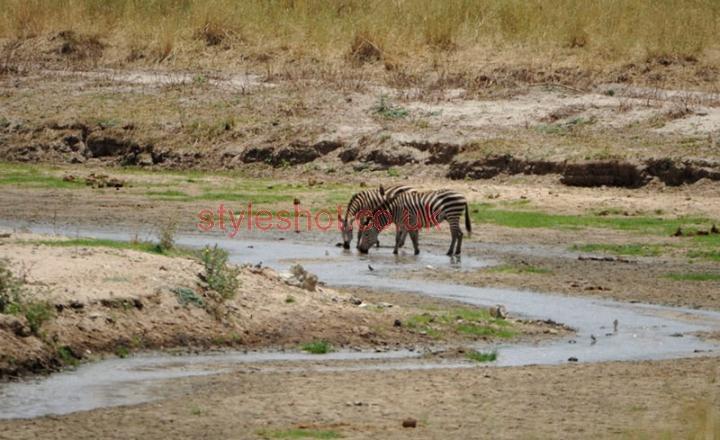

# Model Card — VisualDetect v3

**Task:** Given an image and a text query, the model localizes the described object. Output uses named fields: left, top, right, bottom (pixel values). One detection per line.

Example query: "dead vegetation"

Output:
left=1, top=0, right=720, bottom=90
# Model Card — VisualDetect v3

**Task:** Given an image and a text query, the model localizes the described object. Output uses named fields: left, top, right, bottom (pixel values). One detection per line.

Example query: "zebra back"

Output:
left=344, top=184, right=414, bottom=222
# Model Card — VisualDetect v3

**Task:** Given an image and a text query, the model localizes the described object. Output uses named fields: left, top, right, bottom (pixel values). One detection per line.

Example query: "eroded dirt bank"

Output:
left=2, top=67, right=720, bottom=189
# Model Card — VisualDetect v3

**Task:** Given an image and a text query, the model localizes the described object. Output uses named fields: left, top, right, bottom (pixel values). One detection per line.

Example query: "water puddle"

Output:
left=1, top=225, right=719, bottom=419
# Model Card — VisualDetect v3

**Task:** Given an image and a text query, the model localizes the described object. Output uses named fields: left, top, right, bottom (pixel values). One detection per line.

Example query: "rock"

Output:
left=136, top=152, right=154, bottom=166
left=489, top=305, right=508, bottom=319
left=393, top=319, right=402, bottom=327
left=349, top=296, right=363, bottom=306
left=0, top=315, right=32, bottom=337
left=402, top=418, right=418, bottom=428
left=352, top=326, right=373, bottom=337
left=568, top=357, right=579, bottom=362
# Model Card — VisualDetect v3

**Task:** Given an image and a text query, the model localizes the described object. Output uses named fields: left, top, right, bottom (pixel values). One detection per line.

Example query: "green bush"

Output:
left=200, top=245, right=240, bottom=299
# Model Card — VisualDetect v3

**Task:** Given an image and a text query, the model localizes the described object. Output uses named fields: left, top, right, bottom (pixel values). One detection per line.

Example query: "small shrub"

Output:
left=285, top=295, right=296, bottom=304
left=57, top=346, right=79, bottom=366
left=301, top=340, right=332, bottom=354
left=115, top=346, right=130, bottom=359
left=157, top=220, right=177, bottom=253
left=373, top=95, right=408, bottom=119
left=200, top=245, right=240, bottom=299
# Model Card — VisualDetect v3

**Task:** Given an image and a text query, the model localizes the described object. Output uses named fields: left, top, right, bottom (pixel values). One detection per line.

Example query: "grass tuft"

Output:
left=466, top=350, right=498, bottom=363
left=301, top=340, right=332, bottom=354
left=258, top=428, right=342, bottom=439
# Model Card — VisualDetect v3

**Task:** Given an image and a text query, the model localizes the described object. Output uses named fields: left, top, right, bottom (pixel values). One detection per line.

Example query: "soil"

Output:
left=0, top=356, right=717, bottom=439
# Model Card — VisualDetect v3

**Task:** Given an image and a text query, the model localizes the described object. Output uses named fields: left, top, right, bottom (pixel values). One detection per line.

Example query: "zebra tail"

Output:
left=465, top=202, right=472, bottom=235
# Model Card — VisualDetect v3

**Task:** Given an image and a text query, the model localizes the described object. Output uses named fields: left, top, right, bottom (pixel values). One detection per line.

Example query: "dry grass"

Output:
left=1, top=0, right=719, bottom=72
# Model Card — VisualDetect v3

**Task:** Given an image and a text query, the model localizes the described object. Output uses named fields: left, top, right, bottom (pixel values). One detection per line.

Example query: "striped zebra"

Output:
left=357, top=189, right=471, bottom=256
left=338, top=185, right=415, bottom=250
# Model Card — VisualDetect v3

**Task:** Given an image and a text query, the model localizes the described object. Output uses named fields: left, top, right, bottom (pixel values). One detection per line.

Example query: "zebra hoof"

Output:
left=414, top=249, right=420, bottom=255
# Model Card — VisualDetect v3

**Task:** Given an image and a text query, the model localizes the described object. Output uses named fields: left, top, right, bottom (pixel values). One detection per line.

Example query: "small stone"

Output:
left=402, top=418, right=417, bottom=428
left=393, top=319, right=402, bottom=327
left=568, top=357, right=579, bottom=362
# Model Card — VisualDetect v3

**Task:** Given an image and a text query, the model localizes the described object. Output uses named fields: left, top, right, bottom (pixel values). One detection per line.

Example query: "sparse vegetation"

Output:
left=31, top=238, right=192, bottom=257
left=0, top=259, right=54, bottom=335
left=572, top=243, right=667, bottom=257
left=157, top=220, right=177, bottom=253
left=373, top=96, right=408, bottom=119
left=488, top=264, right=551, bottom=275
left=258, top=428, right=342, bottom=439
left=466, top=350, right=498, bottom=363
left=406, top=307, right=515, bottom=340
left=301, top=340, right=333, bottom=354
left=199, top=245, right=240, bottom=300
left=666, top=273, right=720, bottom=282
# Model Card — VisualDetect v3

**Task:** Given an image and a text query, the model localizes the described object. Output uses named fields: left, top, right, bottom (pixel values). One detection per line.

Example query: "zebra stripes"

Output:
left=357, top=189, right=471, bottom=256
left=338, top=184, right=414, bottom=249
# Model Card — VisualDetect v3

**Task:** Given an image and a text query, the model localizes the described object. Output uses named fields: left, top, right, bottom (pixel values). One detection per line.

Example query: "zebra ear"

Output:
left=379, top=185, right=385, bottom=196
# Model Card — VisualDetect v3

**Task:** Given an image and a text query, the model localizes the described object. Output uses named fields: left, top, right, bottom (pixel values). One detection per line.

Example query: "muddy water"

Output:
left=1, top=226, right=719, bottom=419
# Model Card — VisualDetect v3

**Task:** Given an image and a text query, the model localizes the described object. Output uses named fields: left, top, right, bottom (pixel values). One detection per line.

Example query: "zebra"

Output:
left=338, top=184, right=414, bottom=250
left=357, top=189, right=471, bottom=256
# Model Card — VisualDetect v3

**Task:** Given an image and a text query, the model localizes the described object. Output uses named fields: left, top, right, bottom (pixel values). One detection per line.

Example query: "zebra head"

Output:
left=338, top=213, right=353, bottom=249
left=357, top=217, right=380, bottom=254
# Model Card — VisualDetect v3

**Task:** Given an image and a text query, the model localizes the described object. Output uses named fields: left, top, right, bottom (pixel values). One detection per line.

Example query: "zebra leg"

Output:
left=454, top=230, right=464, bottom=255
left=393, top=229, right=403, bottom=254
left=409, top=230, right=420, bottom=255
left=446, top=222, right=460, bottom=256
left=397, top=230, right=408, bottom=248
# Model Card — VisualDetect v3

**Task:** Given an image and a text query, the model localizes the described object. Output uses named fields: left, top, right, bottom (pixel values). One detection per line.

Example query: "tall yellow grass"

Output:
left=1, top=0, right=719, bottom=63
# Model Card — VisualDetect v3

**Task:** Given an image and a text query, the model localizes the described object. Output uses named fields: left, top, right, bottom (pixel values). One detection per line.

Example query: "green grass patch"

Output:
left=0, top=164, right=85, bottom=189
left=57, top=346, right=80, bottom=367
left=666, top=273, right=720, bottom=282
left=466, top=350, right=498, bottom=363
left=470, top=203, right=714, bottom=236
left=406, top=307, right=514, bottom=340
left=258, top=428, right=342, bottom=439
left=488, top=264, right=551, bottom=275
left=301, top=340, right=333, bottom=354
left=688, top=250, right=720, bottom=262
left=572, top=243, right=667, bottom=257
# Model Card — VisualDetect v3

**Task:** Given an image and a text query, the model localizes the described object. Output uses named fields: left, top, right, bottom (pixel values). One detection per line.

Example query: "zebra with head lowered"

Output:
left=338, top=185, right=415, bottom=250
left=357, top=189, right=471, bottom=256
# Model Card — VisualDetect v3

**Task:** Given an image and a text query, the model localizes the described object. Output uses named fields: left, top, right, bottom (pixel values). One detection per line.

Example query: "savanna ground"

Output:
left=1, top=1, right=720, bottom=438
